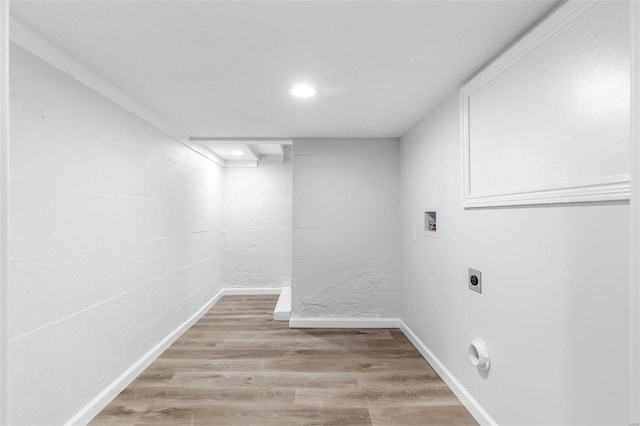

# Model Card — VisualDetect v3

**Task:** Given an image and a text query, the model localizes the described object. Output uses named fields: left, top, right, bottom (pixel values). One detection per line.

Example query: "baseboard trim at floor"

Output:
left=68, top=287, right=286, bottom=425
left=66, top=289, right=228, bottom=426
left=222, top=287, right=283, bottom=295
left=289, top=317, right=402, bottom=328
left=398, top=320, right=497, bottom=426
left=273, top=287, right=291, bottom=321
left=68, top=289, right=492, bottom=426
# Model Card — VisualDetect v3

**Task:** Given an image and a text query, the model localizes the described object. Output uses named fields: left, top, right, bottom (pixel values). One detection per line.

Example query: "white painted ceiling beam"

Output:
left=225, top=160, right=258, bottom=168
left=244, top=144, right=260, bottom=161
left=190, top=137, right=292, bottom=145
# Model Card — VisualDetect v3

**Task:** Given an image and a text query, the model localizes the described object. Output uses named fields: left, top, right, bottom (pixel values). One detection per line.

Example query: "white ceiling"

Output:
left=10, top=0, right=560, bottom=139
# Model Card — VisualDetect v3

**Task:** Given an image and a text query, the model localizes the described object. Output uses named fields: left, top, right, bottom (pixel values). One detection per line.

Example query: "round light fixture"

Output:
left=291, top=84, right=316, bottom=98
left=230, top=150, right=244, bottom=156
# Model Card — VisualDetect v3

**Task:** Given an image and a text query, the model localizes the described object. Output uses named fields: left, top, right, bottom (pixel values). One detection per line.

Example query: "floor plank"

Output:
left=90, top=295, right=477, bottom=425
left=134, top=405, right=373, bottom=425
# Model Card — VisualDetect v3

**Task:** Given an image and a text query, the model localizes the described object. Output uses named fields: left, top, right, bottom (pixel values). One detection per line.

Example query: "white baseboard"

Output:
left=67, top=287, right=285, bottom=425
left=67, top=288, right=493, bottom=426
left=273, top=287, right=291, bottom=321
left=222, top=287, right=282, bottom=295
left=66, top=289, right=228, bottom=426
left=399, top=320, right=497, bottom=426
left=289, top=316, right=402, bottom=328
left=289, top=316, right=495, bottom=424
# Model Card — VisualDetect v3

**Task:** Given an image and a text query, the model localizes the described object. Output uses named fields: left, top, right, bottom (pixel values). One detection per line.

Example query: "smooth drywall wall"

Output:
left=400, top=97, right=630, bottom=424
left=292, top=138, right=400, bottom=319
left=9, top=45, right=225, bottom=425
left=223, top=162, right=292, bottom=288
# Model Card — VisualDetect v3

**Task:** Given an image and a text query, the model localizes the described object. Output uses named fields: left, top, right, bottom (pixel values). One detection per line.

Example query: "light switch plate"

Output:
left=469, top=268, right=482, bottom=294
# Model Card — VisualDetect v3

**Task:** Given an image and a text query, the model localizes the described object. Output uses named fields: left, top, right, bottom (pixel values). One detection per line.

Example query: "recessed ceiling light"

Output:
left=291, top=84, right=316, bottom=98
left=230, top=150, right=244, bottom=156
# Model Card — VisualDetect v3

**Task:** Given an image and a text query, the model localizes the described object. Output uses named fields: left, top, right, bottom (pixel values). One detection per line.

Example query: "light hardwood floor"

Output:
left=90, top=295, right=477, bottom=425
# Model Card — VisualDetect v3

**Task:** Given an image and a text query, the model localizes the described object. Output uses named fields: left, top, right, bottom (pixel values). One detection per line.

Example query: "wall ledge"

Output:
left=398, top=320, right=497, bottom=426
left=274, top=287, right=291, bottom=321
left=222, top=287, right=282, bottom=295
left=289, top=316, right=402, bottom=329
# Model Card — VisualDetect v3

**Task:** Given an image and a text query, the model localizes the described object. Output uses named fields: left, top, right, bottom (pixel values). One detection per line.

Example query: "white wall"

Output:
left=292, top=138, right=400, bottom=319
left=9, top=45, right=225, bottom=425
left=631, top=2, right=640, bottom=421
left=400, top=4, right=631, bottom=424
left=461, top=1, right=629, bottom=209
left=223, top=162, right=292, bottom=288
left=400, top=94, right=630, bottom=424
left=0, top=3, right=9, bottom=424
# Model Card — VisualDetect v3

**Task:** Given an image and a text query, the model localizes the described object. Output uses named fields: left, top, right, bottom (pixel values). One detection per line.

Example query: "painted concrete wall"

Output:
left=9, top=45, right=226, bottom=425
left=223, top=162, right=292, bottom=288
left=400, top=98, right=630, bottom=424
left=292, top=138, right=400, bottom=319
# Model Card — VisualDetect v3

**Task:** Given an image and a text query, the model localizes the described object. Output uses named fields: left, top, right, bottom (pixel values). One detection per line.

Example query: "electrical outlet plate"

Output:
left=469, top=268, right=482, bottom=294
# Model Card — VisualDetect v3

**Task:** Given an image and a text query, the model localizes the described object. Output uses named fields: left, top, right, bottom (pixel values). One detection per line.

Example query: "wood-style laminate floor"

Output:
left=90, top=295, right=477, bottom=426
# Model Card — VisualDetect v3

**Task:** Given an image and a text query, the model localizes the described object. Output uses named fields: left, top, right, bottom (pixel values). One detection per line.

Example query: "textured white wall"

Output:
left=223, top=162, right=292, bottom=288
left=9, top=45, right=225, bottom=425
left=292, top=138, right=400, bottom=319
left=400, top=93, right=630, bottom=424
